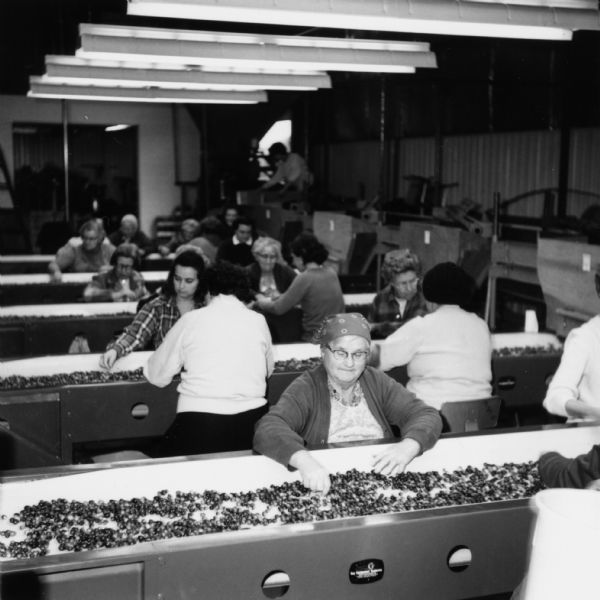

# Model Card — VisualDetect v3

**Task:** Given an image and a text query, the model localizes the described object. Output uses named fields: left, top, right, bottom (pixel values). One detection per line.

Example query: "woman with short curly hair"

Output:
left=255, top=232, right=344, bottom=342
left=368, top=248, right=429, bottom=339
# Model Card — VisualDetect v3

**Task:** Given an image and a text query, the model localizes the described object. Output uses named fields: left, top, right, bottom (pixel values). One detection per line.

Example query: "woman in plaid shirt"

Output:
left=99, top=249, right=207, bottom=370
left=369, top=249, right=429, bottom=339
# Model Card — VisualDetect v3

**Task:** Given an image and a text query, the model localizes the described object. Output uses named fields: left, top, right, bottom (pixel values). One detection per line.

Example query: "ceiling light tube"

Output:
left=80, top=24, right=433, bottom=52
left=45, top=55, right=333, bottom=90
left=127, top=0, right=600, bottom=40
left=28, top=77, right=267, bottom=103
left=105, top=124, right=132, bottom=131
left=77, top=25, right=437, bottom=72
left=45, top=54, right=333, bottom=75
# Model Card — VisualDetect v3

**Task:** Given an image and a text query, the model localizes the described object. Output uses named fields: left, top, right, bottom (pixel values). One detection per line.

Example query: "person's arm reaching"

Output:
left=261, top=163, right=285, bottom=190
left=543, top=330, right=590, bottom=418
left=253, top=375, right=315, bottom=466
left=371, top=438, right=421, bottom=476
left=289, top=450, right=331, bottom=494
left=262, top=318, right=275, bottom=377
left=255, top=275, right=308, bottom=315
left=48, top=244, right=75, bottom=282
left=143, top=314, right=188, bottom=387
left=377, top=371, right=443, bottom=454
left=48, top=260, right=62, bottom=282
left=563, top=400, right=600, bottom=420
left=256, top=388, right=332, bottom=495
left=83, top=277, right=113, bottom=302
left=539, top=445, right=600, bottom=489
left=369, top=373, right=441, bottom=475
left=99, top=299, right=161, bottom=370
left=130, top=273, right=149, bottom=301
left=373, top=317, right=423, bottom=371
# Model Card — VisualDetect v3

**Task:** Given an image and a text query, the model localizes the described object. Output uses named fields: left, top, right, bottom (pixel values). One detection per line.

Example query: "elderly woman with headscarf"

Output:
left=369, top=248, right=429, bottom=339
left=373, top=262, right=493, bottom=411
left=253, top=313, right=442, bottom=494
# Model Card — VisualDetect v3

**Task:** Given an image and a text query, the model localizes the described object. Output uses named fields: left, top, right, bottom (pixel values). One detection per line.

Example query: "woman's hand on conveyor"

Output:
left=289, top=449, right=331, bottom=495
left=99, top=349, right=118, bottom=371
left=371, top=438, right=421, bottom=477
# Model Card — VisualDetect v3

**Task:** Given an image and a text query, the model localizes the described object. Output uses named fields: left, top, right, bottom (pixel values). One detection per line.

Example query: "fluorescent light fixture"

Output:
left=127, top=0, right=600, bottom=40
left=77, top=24, right=437, bottom=73
left=105, top=124, right=132, bottom=131
left=45, top=55, right=334, bottom=90
left=13, top=126, right=40, bottom=135
left=28, top=77, right=267, bottom=103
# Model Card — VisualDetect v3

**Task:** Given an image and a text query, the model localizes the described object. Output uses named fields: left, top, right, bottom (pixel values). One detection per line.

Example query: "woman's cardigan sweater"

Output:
left=253, top=364, right=442, bottom=466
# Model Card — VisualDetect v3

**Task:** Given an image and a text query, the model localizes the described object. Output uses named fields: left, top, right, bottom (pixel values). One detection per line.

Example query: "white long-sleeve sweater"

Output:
left=144, top=294, right=274, bottom=414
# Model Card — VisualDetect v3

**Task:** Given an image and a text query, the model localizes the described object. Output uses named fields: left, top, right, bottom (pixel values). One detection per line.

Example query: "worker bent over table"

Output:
left=253, top=313, right=442, bottom=494
left=145, top=261, right=274, bottom=457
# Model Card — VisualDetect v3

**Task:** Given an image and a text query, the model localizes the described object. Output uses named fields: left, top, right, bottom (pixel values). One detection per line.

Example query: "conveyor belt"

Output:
left=0, top=254, right=175, bottom=274
left=0, top=344, right=320, bottom=378
left=0, top=302, right=137, bottom=318
left=0, top=272, right=167, bottom=306
left=0, top=346, right=321, bottom=468
left=0, top=294, right=375, bottom=357
left=0, top=425, right=597, bottom=600
left=6, top=425, right=596, bottom=507
left=0, top=338, right=563, bottom=469
left=0, top=312, right=136, bottom=358
left=0, top=271, right=169, bottom=285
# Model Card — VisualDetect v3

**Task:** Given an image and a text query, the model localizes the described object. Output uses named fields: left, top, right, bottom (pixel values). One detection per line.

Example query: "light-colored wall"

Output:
left=0, top=95, right=200, bottom=235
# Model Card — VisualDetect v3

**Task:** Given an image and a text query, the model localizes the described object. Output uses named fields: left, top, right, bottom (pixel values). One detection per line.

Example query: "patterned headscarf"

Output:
left=313, top=313, right=371, bottom=345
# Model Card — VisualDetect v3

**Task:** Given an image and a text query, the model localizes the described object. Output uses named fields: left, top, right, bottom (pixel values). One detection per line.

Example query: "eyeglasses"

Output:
left=326, top=344, right=369, bottom=362
left=256, top=253, right=277, bottom=260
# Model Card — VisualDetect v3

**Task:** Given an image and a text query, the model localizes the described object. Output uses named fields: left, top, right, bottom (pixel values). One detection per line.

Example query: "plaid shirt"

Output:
left=368, top=284, right=429, bottom=339
left=108, top=294, right=198, bottom=357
